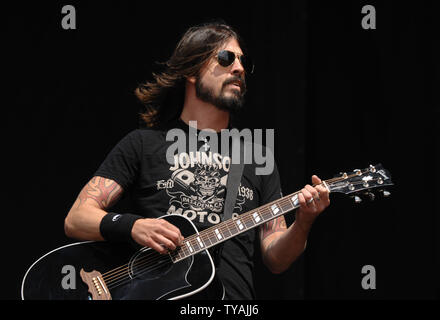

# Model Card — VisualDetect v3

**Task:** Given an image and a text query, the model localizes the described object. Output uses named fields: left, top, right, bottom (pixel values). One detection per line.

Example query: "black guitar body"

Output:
left=21, top=215, right=223, bottom=300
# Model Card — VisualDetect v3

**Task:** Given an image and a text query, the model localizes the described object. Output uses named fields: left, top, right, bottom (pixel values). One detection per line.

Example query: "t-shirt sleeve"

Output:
left=94, top=130, right=143, bottom=191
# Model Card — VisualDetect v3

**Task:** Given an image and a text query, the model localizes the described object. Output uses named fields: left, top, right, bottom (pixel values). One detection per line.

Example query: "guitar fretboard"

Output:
left=169, top=192, right=302, bottom=263
left=167, top=165, right=393, bottom=263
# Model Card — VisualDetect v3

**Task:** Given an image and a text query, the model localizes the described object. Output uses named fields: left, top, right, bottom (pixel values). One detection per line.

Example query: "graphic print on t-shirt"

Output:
left=155, top=151, right=249, bottom=228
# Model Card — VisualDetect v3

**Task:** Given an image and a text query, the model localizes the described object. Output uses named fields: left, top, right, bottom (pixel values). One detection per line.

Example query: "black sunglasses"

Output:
left=216, top=50, right=255, bottom=74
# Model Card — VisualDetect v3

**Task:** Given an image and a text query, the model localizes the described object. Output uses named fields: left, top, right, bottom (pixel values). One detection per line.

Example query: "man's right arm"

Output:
left=64, top=176, right=184, bottom=253
left=64, top=176, right=123, bottom=241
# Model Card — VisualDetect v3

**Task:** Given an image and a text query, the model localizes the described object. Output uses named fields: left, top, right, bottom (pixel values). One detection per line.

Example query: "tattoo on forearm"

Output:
left=261, top=217, right=287, bottom=240
left=77, top=177, right=122, bottom=209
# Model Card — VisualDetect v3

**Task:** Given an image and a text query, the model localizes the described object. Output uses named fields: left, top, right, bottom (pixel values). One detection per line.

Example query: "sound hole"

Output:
left=128, top=248, right=173, bottom=280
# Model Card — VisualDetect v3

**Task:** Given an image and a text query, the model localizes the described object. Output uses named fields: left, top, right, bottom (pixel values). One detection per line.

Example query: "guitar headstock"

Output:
left=324, top=164, right=393, bottom=203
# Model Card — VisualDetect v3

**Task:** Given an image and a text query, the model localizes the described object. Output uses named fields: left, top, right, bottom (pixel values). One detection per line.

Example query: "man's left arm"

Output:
left=260, top=175, right=330, bottom=274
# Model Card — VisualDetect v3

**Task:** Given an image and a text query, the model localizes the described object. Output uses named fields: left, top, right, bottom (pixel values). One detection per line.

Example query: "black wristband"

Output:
left=99, top=212, right=143, bottom=243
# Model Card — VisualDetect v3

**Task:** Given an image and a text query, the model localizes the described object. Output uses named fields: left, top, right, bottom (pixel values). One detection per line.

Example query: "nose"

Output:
left=230, top=56, right=245, bottom=76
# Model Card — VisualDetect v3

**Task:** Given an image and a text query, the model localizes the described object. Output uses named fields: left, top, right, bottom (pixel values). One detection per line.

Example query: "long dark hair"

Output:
left=135, top=21, right=243, bottom=128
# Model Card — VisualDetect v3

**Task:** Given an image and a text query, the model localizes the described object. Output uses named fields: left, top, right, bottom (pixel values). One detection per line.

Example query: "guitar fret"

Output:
left=260, top=207, right=273, bottom=220
left=177, top=247, right=184, bottom=259
left=271, top=204, right=281, bottom=215
left=220, top=224, right=232, bottom=238
left=194, top=236, right=202, bottom=249
left=214, top=228, right=223, bottom=240
left=252, top=212, right=262, bottom=224
left=180, top=245, right=189, bottom=258
left=228, top=221, right=239, bottom=235
left=186, top=241, right=194, bottom=253
left=192, top=237, right=201, bottom=251
left=201, top=235, right=211, bottom=248
left=217, top=227, right=229, bottom=241
left=279, top=200, right=292, bottom=212
left=235, top=218, right=245, bottom=231
left=290, top=194, right=300, bottom=207
left=285, top=197, right=293, bottom=209
left=243, top=215, right=254, bottom=228
left=208, top=232, right=218, bottom=245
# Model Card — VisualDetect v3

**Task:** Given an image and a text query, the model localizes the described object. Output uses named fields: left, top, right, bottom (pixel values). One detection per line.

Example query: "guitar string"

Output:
left=101, top=191, right=301, bottom=284
left=106, top=255, right=173, bottom=290
left=165, top=171, right=375, bottom=254
left=102, top=175, right=378, bottom=286
left=103, top=195, right=297, bottom=287
left=102, top=195, right=297, bottom=286
left=107, top=257, right=176, bottom=290
left=102, top=250, right=163, bottom=282
left=101, top=191, right=297, bottom=281
left=104, top=184, right=340, bottom=287
left=102, top=174, right=375, bottom=286
left=102, top=249, right=183, bottom=284
left=105, top=255, right=174, bottom=287
left=102, top=175, right=382, bottom=288
left=104, top=176, right=384, bottom=288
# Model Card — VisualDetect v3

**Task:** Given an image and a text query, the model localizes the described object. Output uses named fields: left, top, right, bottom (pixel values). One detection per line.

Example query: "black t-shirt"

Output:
left=94, top=120, right=282, bottom=300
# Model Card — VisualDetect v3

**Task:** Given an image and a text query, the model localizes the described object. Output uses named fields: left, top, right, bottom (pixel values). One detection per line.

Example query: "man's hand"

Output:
left=131, top=218, right=184, bottom=254
left=296, top=175, right=330, bottom=230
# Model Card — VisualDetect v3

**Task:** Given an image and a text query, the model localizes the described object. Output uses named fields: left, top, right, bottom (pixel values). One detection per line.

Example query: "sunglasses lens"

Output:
left=217, top=50, right=255, bottom=74
left=217, top=50, right=235, bottom=67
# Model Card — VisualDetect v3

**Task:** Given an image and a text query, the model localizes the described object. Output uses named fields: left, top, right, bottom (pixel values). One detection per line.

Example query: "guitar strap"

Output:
left=223, top=156, right=245, bottom=219
left=212, top=138, right=246, bottom=267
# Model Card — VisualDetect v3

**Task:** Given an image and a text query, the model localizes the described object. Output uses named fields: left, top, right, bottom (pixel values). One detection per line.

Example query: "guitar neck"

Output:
left=169, top=163, right=393, bottom=263
left=169, top=186, right=322, bottom=263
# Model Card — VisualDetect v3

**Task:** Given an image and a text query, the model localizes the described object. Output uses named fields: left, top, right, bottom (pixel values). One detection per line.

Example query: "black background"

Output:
left=3, top=0, right=438, bottom=302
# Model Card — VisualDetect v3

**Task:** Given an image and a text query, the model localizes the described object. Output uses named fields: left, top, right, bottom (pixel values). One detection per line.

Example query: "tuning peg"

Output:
left=339, top=172, right=348, bottom=179
left=382, top=190, right=391, bottom=197
left=352, top=196, right=362, bottom=204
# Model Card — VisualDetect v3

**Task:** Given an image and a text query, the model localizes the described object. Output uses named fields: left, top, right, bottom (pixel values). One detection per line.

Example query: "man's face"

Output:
left=195, top=38, right=247, bottom=113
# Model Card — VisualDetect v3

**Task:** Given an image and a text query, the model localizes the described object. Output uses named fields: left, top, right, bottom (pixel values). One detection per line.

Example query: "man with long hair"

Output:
left=64, top=21, right=330, bottom=300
